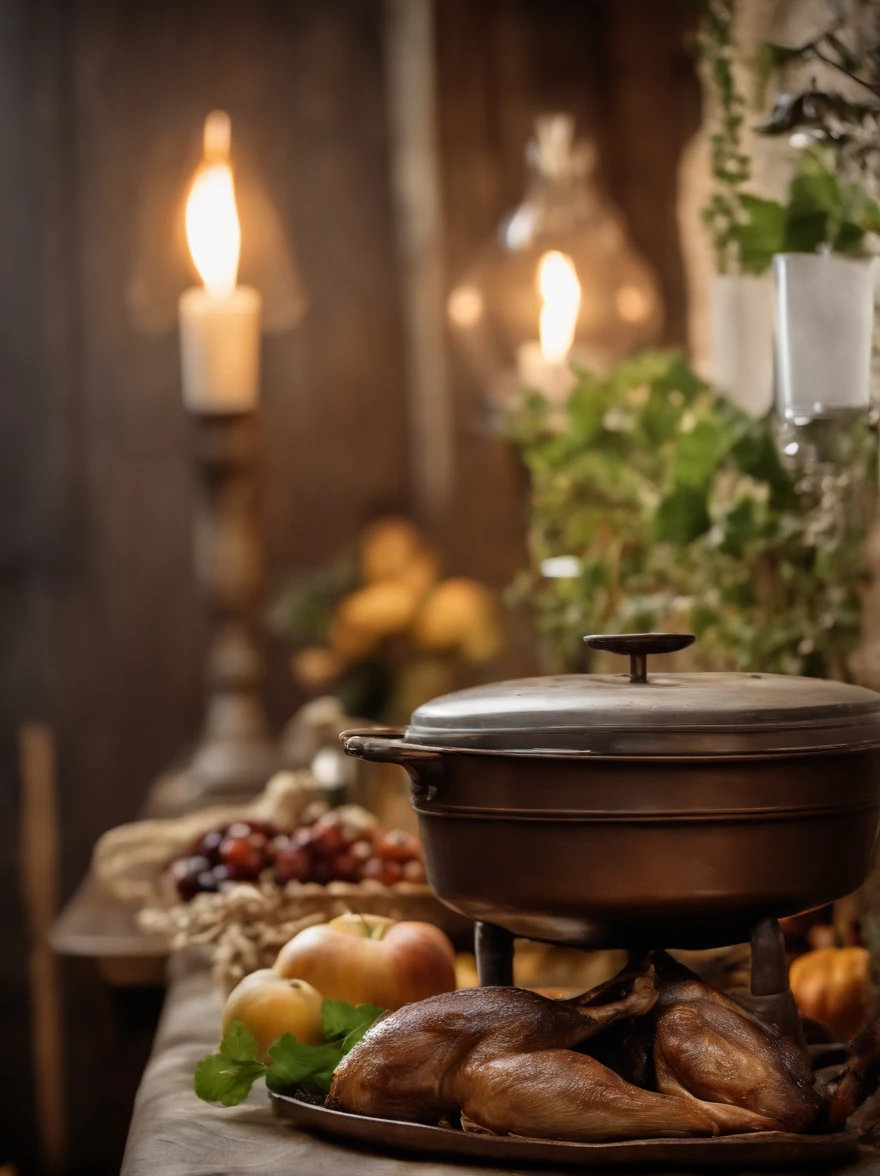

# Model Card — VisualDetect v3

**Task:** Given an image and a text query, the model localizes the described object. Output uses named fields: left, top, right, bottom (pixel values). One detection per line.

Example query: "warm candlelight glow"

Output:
left=185, top=111, right=241, bottom=299
left=179, top=110, right=261, bottom=414
left=537, top=250, right=581, bottom=363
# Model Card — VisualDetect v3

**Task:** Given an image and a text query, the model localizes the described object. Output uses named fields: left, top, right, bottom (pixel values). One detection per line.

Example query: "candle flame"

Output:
left=185, top=111, right=241, bottom=299
left=537, top=250, right=581, bottom=363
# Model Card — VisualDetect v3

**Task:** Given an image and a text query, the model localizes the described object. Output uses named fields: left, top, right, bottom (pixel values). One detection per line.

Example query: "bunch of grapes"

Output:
left=170, top=802, right=425, bottom=902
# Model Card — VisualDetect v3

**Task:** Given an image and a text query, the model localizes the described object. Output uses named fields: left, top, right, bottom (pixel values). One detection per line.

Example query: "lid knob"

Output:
left=584, top=632, right=696, bottom=684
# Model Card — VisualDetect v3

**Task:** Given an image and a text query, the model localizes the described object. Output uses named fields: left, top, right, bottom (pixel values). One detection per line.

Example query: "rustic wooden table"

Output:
left=120, top=959, right=880, bottom=1176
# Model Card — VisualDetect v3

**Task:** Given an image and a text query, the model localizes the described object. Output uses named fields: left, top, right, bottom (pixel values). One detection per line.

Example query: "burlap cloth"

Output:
left=120, top=956, right=530, bottom=1176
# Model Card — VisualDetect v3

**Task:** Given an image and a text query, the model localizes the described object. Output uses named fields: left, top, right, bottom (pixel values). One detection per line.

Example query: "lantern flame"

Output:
left=185, top=111, right=241, bottom=299
left=537, top=250, right=581, bottom=363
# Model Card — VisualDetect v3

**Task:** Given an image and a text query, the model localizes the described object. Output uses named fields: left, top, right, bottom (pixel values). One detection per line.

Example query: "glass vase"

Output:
left=774, top=252, right=875, bottom=424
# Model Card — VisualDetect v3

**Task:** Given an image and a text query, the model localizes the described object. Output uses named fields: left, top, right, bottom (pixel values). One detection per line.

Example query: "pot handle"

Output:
left=584, top=632, right=695, bottom=684
left=340, top=727, right=442, bottom=765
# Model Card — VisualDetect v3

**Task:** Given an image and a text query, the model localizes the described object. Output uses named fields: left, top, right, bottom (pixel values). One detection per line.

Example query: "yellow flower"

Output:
left=412, top=578, right=502, bottom=662
left=360, top=517, right=426, bottom=582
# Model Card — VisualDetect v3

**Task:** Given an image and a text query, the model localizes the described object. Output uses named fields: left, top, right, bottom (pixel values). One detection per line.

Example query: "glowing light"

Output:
left=537, top=250, right=581, bottom=362
left=616, top=283, right=651, bottom=324
left=185, top=111, right=241, bottom=299
left=540, top=555, right=583, bottom=578
left=447, top=285, right=484, bottom=329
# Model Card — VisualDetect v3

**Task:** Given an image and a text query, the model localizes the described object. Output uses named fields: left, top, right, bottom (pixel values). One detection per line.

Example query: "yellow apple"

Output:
left=221, top=969, right=324, bottom=1062
left=273, top=913, right=456, bottom=1011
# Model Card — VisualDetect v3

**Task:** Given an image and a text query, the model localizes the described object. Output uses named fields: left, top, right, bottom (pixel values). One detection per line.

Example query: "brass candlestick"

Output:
left=187, top=412, right=278, bottom=802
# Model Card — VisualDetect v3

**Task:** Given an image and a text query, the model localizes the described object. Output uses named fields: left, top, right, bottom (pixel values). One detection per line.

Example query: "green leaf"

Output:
left=674, top=417, right=735, bottom=489
left=789, top=165, right=839, bottom=218
left=653, top=486, right=711, bottom=543
left=784, top=209, right=830, bottom=254
left=193, top=1021, right=267, bottom=1106
left=194, top=1005, right=385, bottom=1108
left=566, top=386, right=607, bottom=446
left=731, top=428, right=797, bottom=510
left=650, top=352, right=708, bottom=401
left=265, top=1035, right=345, bottom=1096
left=861, top=199, right=880, bottom=236
left=219, top=1020, right=261, bottom=1062
left=321, top=1000, right=383, bottom=1044
left=194, top=1054, right=266, bottom=1107
left=833, top=220, right=866, bottom=255
left=735, top=195, right=786, bottom=274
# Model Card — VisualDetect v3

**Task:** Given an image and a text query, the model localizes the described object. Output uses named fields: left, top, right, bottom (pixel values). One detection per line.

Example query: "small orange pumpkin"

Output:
left=789, top=946, right=871, bottom=1041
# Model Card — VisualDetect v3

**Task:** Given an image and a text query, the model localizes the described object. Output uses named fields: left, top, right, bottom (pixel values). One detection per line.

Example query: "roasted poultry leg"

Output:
left=455, top=1050, right=715, bottom=1141
left=327, top=972, right=660, bottom=1127
left=651, top=952, right=824, bottom=1134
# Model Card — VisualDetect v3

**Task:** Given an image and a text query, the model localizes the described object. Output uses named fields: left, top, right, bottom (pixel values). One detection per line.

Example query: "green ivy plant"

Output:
left=699, top=0, right=880, bottom=274
left=734, top=147, right=880, bottom=273
left=507, top=352, right=876, bottom=679
left=699, top=0, right=751, bottom=273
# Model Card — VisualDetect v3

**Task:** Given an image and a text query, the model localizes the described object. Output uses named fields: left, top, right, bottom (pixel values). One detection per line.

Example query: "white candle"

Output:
left=179, top=111, right=262, bottom=414
left=516, top=339, right=577, bottom=402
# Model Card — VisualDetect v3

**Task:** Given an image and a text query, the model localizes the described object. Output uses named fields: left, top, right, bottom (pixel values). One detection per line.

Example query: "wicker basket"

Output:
left=93, top=769, right=469, bottom=990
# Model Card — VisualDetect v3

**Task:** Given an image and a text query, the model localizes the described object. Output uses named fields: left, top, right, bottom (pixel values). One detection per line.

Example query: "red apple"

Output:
left=273, top=913, right=456, bottom=1010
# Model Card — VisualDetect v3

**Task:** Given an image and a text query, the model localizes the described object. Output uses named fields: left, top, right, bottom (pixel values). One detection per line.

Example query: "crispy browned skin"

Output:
left=454, top=1051, right=716, bottom=1141
left=651, top=953, right=824, bottom=1134
left=328, top=949, right=880, bottom=1141
left=327, top=971, right=718, bottom=1141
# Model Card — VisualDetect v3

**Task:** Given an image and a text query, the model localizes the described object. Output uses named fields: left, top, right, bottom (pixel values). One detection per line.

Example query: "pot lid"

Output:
left=405, top=634, right=880, bottom=756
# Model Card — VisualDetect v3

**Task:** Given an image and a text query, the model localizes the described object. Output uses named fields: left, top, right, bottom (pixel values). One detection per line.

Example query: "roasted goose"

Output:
left=328, top=968, right=717, bottom=1140
left=327, top=954, right=880, bottom=1143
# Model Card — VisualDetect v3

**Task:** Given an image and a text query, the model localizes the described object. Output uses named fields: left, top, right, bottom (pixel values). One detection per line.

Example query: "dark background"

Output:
left=0, top=0, right=699, bottom=1171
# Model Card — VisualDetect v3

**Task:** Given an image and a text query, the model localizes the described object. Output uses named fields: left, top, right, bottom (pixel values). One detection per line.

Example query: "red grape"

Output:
left=307, top=857, right=334, bottom=885
left=376, top=830, right=420, bottom=863
left=171, top=855, right=211, bottom=901
left=194, top=828, right=226, bottom=865
left=329, top=851, right=359, bottom=882
left=220, top=832, right=269, bottom=881
left=197, top=869, right=219, bottom=893
left=243, top=819, right=279, bottom=839
left=275, top=845, right=310, bottom=885
left=360, top=857, right=402, bottom=886
left=401, top=859, right=426, bottom=883
left=291, top=826, right=314, bottom=851
left=349, top=839, right=373, bottom=866
left=310, top=812, right=346, bottom=856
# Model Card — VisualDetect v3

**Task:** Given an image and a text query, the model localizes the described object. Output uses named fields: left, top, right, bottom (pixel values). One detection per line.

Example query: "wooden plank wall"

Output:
left=0, top=1, right=698, bottom=1171
left=436, top=0, right=700, bottom=581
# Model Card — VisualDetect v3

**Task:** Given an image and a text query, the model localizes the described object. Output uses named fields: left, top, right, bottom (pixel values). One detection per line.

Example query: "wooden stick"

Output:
left=19, top=723, right=66, bottom=1174
left=384, top=0, right=453, bottom=532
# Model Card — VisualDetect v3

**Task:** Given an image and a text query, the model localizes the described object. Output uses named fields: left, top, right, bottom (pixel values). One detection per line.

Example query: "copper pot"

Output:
left=342, top=634, right=880, bottom=950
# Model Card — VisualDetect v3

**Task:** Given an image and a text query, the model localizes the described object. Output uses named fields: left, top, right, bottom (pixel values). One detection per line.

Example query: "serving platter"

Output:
left=271, top=1093, right=860, bottom=1169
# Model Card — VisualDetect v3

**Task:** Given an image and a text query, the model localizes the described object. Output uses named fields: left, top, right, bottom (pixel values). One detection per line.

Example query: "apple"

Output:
left=273, top=913, right=456, bottom=1010
left=221, top=968, right=324, bottom=1062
